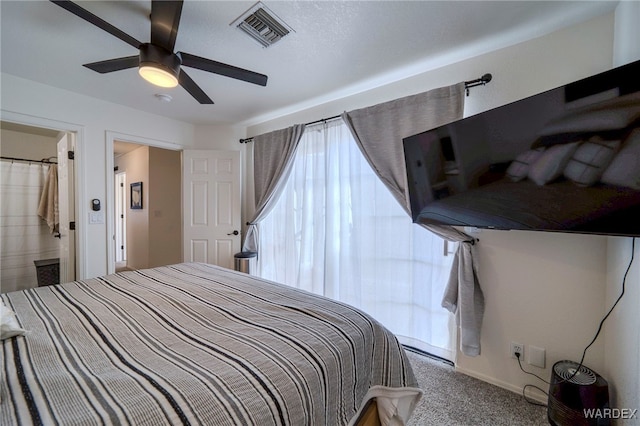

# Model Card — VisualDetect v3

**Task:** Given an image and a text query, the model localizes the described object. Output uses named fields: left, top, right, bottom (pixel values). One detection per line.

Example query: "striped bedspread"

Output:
left=1, top=263, right=421, bottom=425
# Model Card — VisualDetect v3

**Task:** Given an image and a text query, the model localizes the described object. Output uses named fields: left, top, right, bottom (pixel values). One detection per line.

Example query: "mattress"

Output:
left=1, top=263, right=421, bottom=425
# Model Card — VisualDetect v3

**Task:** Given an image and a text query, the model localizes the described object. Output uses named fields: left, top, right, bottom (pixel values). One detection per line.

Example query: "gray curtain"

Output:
left=342, top=82, right=485, bottom=357
left=342, top=84, right=465, bottom=213
left=243, top=124, right=306, bottom=252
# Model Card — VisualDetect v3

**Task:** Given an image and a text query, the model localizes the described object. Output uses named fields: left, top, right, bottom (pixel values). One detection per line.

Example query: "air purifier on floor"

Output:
left=548, top=360, right=610, bottom=426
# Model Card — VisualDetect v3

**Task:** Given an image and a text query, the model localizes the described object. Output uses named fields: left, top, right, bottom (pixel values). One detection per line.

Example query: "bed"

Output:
left=1, top=263, right=421, bottom=425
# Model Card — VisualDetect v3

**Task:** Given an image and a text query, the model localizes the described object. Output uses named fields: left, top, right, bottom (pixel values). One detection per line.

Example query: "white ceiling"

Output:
left=1, top=1, right=617, bottom=127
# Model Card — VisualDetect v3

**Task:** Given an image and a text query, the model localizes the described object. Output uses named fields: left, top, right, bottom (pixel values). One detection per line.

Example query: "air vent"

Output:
left=231, top=2, right=293, bottom=48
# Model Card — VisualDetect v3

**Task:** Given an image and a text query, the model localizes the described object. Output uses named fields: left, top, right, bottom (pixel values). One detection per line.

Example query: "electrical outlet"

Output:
left=510, top=342, right=524, bottom=359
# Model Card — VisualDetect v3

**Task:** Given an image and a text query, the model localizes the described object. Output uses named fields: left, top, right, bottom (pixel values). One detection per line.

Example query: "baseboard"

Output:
left=454, top=366, right=549, bottom=405
left=403, top=345, right=454, bottom=367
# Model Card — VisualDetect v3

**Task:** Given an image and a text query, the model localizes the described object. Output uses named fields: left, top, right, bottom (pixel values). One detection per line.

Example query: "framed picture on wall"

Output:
left=130, top=182, right=143, bottom=209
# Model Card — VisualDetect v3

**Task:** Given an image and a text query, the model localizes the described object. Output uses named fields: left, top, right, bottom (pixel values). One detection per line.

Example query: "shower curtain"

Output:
left=0, top=161, right=59, bottom=293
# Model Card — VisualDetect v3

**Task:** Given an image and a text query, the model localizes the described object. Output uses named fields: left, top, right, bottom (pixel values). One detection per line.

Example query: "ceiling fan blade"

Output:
left=50, top=1, right=142, bottom=49
left=151, top=0, right=183, bottom=52
left=179, top=52, right=268, bottom=87
left=84, top=56, right=140, bottom=74
left=179, top=69, right=214, bottom=104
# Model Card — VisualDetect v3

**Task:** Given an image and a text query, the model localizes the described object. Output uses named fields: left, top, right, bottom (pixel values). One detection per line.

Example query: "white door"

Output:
left=114, top=172, right=127, bottom=263
left=183, top=150, right=241, bottom=269
left=57, top=132, right=76, bottom=282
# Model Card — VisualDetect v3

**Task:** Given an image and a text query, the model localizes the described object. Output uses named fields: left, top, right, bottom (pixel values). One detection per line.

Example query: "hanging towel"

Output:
left=441, top=240, right=484, bottom=357
left=38, top=164, right=59, bottom=234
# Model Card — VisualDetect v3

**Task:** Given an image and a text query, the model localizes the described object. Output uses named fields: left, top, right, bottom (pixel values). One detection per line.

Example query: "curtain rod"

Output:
left=1, top=156, right=58, bottom=164
left=239, top=73, right=492, bottom=144
left=239, top=115, right=342, bottom=144
left=464, top=73, right=492, bottom=96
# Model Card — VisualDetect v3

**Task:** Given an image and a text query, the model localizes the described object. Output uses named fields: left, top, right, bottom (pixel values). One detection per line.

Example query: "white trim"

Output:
left=105, top=131, right=182, bottom=274
left=398, top=336, right=454, bottom=363
left=454, top=366, right=548, bottom=405
left=1, top=109, right=88, bottom=280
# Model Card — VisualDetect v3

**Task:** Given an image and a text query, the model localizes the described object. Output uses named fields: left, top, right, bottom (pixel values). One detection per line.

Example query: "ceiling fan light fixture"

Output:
left=139, top=65, right=178, bottom=88
left=138, top=43, right=181, bottom=88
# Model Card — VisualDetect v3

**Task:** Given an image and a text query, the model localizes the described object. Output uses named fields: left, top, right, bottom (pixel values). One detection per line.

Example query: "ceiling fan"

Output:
left=50, top=0, right=268, bottom=104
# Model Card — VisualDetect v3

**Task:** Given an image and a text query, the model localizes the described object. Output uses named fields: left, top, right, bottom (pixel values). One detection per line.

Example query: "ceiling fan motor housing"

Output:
left=139, top=43, right=181, bottom=79
left=548, top=360, right=610, bottom=426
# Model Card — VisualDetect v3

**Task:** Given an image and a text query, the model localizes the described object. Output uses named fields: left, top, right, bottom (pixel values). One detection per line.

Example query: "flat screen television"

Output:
left=403, top=59, right=640, bottom=236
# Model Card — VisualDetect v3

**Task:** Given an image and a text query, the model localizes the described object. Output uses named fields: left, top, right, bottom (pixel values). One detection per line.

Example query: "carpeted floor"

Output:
left=406, top=350, right=548, bottom=425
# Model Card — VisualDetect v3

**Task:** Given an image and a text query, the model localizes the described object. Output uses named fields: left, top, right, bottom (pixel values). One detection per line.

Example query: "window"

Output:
left=258, top=119, right=456, bottom=359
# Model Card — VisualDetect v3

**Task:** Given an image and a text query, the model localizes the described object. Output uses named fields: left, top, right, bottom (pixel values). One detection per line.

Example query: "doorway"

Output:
left=0, top=120, right=80, bottom=291
left=106, top=132, right=242, bottom=274
left=110, top=139, right=183, bottom=272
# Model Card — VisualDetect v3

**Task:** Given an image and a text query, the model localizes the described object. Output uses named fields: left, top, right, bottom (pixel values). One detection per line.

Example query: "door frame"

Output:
left=114, top=171, right=127, bottom=263
left=56, top=132, right=76, bottom=283
left=105, top=131, right=182, bottom=274
left=1, top=110, right=87, bottom=279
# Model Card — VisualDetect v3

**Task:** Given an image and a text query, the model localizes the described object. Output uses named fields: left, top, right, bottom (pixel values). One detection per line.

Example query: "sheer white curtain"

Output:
left=258, top=120, right=456, bottom=360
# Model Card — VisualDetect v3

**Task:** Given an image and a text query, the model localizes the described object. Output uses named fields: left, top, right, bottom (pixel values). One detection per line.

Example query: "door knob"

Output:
left=228, top=230, right=239, bottom=236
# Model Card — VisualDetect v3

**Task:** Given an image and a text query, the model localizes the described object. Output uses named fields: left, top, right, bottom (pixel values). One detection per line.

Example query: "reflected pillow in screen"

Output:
left=601, top=129, right=640, bottom=190
left=528, top=142, right=579, bottom=186
left=506, top=148, right=545, bottom=182
left=564, top=139, right=620, bottom=186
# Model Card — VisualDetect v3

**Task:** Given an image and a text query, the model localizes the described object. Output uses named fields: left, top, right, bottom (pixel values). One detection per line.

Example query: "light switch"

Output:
left=528, top=346, right=546, bottom=368
left=89, top=211, right=104, bottom=224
